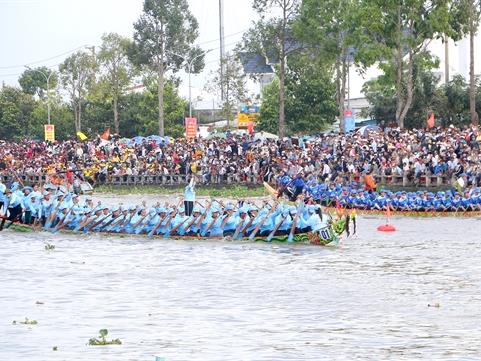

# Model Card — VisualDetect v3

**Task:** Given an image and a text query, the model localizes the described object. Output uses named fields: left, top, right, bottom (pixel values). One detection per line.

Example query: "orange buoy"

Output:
left=377, top=224, right=396, bottom=232
left=377, top=204, right=396, bottom=232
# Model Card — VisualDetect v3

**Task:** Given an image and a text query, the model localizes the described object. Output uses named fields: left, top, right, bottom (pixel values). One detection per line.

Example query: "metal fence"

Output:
left=1, top=172, right=455, bottom=188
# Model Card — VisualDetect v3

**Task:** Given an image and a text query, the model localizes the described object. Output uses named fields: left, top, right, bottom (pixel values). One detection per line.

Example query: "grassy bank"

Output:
left=94, top=184, right=268, bottom=198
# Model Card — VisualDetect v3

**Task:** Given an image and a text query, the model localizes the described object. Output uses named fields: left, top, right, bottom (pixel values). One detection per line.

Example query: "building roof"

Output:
left=239, top=53, right=274, bottom=74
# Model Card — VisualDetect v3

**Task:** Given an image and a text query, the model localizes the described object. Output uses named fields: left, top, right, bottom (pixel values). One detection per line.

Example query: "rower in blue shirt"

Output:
left=2, top=188, right=23, bottom=224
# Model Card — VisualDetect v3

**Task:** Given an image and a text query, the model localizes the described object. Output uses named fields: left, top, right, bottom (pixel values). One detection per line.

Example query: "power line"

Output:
left=197, top=29, right=246, bottom=45
left=0, top=27, right=248, bottom=71
left=0, top=62, right=63, bottom=79
left=0, top=44, right=91, bottom=70
left=0, top=36, right=241, bottom=82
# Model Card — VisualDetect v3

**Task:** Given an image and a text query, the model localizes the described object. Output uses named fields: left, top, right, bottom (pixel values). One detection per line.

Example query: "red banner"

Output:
left=247, top=121, right=254, bottom=135
left=185, top=117, right=197, bottom=139
left=427, top=113, right=435, bottom=129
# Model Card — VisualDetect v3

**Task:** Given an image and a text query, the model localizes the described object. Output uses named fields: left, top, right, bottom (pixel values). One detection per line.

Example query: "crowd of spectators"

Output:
left=1, top=125, right=480, bottom=188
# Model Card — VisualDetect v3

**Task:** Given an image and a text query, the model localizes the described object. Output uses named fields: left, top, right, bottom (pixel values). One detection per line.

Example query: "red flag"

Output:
left=427, top=113, right=435, bottom=129
left=100, top=128, right=110, bottom=140
left=247, top=121, right=254, bottom=135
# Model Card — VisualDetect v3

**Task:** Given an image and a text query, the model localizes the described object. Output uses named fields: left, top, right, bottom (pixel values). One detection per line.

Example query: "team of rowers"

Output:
left=0, top=182, right=332, bottom=237
left=279, top=175, right=481, bottom=212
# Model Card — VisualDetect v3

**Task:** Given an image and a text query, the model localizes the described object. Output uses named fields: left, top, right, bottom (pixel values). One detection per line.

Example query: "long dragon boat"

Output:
left=263, top=182, right=481, bottom=218
left=323, top=206, right=481, bottom=218
left=7, top=222, right=344, bottom=246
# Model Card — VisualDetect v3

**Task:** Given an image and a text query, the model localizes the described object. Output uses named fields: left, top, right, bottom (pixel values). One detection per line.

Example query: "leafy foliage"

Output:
left=18, top=66, right=58, bottom=98
left=59, top=50, right=97, bottom=132
left=257, top=54, right=337, bottom=135
left=205, top=53, right=248, bottom=125
left=97, top=33, right=136, bottom=134
left=130, top=0, right=203, bottom=135
left=88, top=329, right=122, bottom=346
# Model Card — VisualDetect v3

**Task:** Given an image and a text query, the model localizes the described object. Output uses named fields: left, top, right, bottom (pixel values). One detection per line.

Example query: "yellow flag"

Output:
left=77, top=131, right=88, bottom=141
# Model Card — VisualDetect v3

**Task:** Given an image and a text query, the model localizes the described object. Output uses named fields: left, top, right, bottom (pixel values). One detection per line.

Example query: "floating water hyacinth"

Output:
left=12, top=317, right=38, bottom=325
left=88, top=329, right=122, bottom=346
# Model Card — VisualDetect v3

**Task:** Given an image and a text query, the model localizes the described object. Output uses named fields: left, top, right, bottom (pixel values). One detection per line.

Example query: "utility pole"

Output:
left=168, top=49, right=213, bottom=118
left=26, top=66, right=54, bottom=125
left=444, top=34, right=450, bottom=84
left=219, top=0, right=225, bottom=102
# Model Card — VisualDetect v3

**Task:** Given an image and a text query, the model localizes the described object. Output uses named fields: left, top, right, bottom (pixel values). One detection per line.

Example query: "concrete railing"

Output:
left=1, top=172, right=454, bottom=188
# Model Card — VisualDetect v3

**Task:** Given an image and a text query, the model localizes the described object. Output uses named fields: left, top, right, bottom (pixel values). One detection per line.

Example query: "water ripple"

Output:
left=0, top=216, right=481, bottom=360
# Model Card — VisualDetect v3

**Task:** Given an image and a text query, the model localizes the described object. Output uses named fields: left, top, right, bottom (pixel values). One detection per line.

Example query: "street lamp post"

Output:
left=26, top=66, right=55, bottom=125
left=168, top=49, right=212, bottom=118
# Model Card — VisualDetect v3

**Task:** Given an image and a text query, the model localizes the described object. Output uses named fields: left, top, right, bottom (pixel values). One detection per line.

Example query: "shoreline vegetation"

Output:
left=94, top=183, right=454, bottom=198
left=94, top=184, right=269, bottom=198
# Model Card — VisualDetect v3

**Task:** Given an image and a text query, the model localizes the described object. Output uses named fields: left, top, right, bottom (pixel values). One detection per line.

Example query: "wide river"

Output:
left=1, top=199, right=480, bottom=360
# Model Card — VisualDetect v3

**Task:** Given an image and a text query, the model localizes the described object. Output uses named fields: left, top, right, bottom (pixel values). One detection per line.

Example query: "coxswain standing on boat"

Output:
left=286, top=173, right=306, bottom=202
left=184, top=177, right=196, bottom=216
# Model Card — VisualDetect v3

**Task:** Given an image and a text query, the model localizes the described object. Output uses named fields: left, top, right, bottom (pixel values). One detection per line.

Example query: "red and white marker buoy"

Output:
left=377, top=223, right=396, bottom=232
left=377, top=204, right=396, bottom=232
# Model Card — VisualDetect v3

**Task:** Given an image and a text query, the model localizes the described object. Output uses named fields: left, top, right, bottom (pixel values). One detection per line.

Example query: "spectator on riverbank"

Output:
left=1, top=125, right=480, bottom=188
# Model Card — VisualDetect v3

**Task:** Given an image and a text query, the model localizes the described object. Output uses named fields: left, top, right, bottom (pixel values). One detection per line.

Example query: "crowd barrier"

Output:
left=0, top=172, right=455, bottom=188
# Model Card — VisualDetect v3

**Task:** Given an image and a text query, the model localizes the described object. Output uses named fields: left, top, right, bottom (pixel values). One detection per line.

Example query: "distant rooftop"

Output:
left=238, top=53, right=274, bottom=74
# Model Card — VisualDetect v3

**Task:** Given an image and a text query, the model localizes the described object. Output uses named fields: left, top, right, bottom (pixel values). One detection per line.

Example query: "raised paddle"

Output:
left=134, top=212, right=154, bottom=235
left=84, top=213, right=112, bottom=233
left=51, top=206, right=75, bottom=233
left=287, top=200, right=304, bottom=242
left=147, top=214, right=167, bottom=237
left=181, top=213, right=201, bottom=235
left=161, top=211, right=178, bottom=238
left=248, top=204, right=277, bottom=241
left=97, top=212, right=124, bottom=233
left=165, top=216, right=190, bottom=237
left=266, top=215, right=287, bottom=242
left=232, top=214, right=247, bottom=239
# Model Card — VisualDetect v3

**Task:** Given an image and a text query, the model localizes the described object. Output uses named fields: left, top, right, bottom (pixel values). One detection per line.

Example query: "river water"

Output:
left=1, top=213, right=480, bottom=361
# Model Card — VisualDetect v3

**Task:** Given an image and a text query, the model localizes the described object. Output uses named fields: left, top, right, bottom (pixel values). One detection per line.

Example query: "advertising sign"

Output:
left=238, top=104, right=260, bottom=129
left=44, top=124, right=55, bottom=142
left=344, top=109, right=355, bottom=133
left=185, top=117, right=197, bottom=139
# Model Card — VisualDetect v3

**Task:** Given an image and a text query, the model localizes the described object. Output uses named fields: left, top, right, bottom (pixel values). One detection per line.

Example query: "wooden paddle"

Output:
left=166, top=216, right=190, bottom=237
left=266, top=215, right=287, bottom=242
left=287, top=200, right=303, bottom=242
left=147, top=213, right=168, bottom=237
left=248, top=204, right=277, bottom=241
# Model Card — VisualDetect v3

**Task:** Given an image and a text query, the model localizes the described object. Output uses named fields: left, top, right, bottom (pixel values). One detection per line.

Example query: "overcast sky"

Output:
left=0, top=0, right=258, bottom=103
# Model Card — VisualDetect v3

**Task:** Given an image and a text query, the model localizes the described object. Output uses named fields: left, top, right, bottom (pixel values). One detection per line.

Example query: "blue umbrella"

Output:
left=357, top=125, right=381, bottom=137
left=147, top=135, right=164, bottom=142
left=132, top=136, right=145, bottom=144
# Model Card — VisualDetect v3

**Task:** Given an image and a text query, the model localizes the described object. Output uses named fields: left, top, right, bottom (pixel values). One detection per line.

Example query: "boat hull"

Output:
left=8, top=224, right=339, bottom=246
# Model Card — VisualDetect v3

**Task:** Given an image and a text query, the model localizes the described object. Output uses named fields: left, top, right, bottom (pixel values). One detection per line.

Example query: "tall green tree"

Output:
left=295, top=0, right=357, bottom=133
left=356, top=0, right=452, bottom=128
left=119, top=78, right=188, bottom=138
left=257, top=54, right=337, bottom=135
left=248, top=0, right=301, bottom=137
left=130, top=0, right=204, bottom=136
left=0, top=86, right=37, bottom=140
left=59, top=50, right=97, bottom=132
left=98, top=33, right=136, bottom=135
left=18, top=66, right=58, bottom=98
left=205, top=53, right=248, bottom=127
left=451, top=0, right=481, bottom=125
